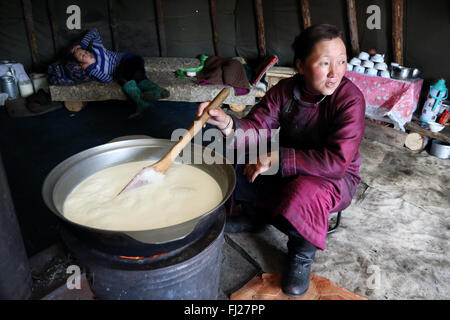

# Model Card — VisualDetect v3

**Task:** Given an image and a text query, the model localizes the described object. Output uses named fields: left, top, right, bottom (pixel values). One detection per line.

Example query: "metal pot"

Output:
left=42, top=138, right=236, bottom=256
left=430, top=139, right=450, bottom=159
left=390, top=66, right=421, bottom=80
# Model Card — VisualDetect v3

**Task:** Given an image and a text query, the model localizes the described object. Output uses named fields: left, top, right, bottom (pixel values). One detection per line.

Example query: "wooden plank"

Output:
left=266, top=66, right=297, bottom=90
left=364, top=119, right=408, bottom=149
left=107, top=0, right=120, bottom=52
left=21, top=0, right=40, bottom=68
left=392, top=0, right=404, bottom=65
left=266, top=66, right=297, bottom=77
left=209, top=0, right=221, bottom=56
left=405, top=121, right=450, bottom=144
left=299, top=0, right=311, bottom=29
left=155, top=0, right=167, bottom=57
left=254, top=0, right=266, bottom=57
left=346, top=0, right=360, bottom=56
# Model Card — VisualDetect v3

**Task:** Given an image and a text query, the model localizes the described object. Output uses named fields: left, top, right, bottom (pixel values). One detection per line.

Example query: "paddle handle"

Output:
left=160, top=87, right=230, bottom=167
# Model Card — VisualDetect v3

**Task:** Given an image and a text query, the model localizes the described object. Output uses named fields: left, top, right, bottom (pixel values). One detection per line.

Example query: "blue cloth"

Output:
left=80, top=28, right=124, bottom=83
left=47, top=60, right=92, bottom=86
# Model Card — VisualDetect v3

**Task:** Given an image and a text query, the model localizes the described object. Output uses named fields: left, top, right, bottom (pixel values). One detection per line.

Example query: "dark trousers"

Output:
left=233, top=164, right=310, bottom=244
left=115, top=53, right=147, bottom=85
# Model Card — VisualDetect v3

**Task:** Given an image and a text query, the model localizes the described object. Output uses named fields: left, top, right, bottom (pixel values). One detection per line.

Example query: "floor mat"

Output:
left=230, top=273, right=367, bottom=300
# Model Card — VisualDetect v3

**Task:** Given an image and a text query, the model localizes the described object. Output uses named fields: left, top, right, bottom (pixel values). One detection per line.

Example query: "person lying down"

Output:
left=70, top=28, right=170, bottom=119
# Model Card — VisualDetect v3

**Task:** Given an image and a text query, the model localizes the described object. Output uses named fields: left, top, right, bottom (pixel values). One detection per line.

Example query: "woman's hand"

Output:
left=244, top=151, right=279, bottom=183
left=197, top=101, right=233, bottom=132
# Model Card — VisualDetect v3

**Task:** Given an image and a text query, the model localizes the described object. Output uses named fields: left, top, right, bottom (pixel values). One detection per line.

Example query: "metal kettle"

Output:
left=0, top=67, right=19, bottom=100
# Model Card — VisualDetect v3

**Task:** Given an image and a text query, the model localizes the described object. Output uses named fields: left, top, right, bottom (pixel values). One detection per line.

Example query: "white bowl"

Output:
left=347, top=63, right=354, bottom=71
left=365, top=68, right=378, bottom=76
left=349, top=57, right=361, bottom=65
left=353, top=65, right=365, bottom=74
left=374, top=62, right=388, bottom=70
left=378, top=70, right=390, bottom=78
left=428, top=122, right=445, bottom=133
left=362, top=60, right=374, bottom=68
left=358, top=52, right=370, bottom=60
left=370, top=54, right=384, bottom=63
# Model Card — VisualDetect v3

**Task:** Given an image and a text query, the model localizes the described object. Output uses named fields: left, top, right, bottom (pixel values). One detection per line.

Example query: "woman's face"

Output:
left=296, top=37, right=347, bottom=96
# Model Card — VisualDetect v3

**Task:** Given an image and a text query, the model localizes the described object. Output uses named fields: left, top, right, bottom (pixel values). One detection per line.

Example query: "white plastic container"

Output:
left=420, top=79, right=448, bottom=123
left=19, top=80, right=34, bottom=98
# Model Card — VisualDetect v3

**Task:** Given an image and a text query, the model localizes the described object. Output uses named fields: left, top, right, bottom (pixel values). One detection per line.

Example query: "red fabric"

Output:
left=252, top=55, right=279, bottom=85
left=345, top=71, right=423, bottom=130
left=232, top=75, right=366, bottom=250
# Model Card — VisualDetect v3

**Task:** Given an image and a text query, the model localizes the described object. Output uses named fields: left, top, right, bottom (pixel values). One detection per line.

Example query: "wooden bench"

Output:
left=265, top=66, right=297, bottom=90
left=50, top=57, right=265, bottom=112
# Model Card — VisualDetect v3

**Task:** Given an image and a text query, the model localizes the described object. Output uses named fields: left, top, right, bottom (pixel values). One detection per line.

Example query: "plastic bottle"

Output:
left=420, top=79, right=448, bottom=123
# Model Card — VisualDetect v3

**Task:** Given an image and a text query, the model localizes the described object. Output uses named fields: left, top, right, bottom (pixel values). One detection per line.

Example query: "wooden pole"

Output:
left=107, top=0, right=120, bottom=52
left=46, top=0, right=58, bottom=57
left=209, top=0, right=220, bottom=56
left=254, top=0, right=266, bottom=58
left=392, top=0, right=404, bottom=65
left=299, top=0, right=311, bottom=29
left=346, top=0, right=360, bottom=56
left=155, top=0, right=167, bottom=57
left=21, top=0, right=40, bottom=68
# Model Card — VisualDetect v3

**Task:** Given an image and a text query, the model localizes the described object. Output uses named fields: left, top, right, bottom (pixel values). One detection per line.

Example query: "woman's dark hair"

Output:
left=292, top=24, right=345, bottom=64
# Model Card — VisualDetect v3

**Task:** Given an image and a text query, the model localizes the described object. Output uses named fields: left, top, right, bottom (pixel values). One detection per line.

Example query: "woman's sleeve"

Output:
left=232, top=85, right=283, bottom=149
left=80, top=28, right=103, bottom=49
left=280, top=93, right=366, bottom=179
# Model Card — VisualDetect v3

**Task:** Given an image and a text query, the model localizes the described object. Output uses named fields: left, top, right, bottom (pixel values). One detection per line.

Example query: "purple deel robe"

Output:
left=231, top=74, right=366, bottom=250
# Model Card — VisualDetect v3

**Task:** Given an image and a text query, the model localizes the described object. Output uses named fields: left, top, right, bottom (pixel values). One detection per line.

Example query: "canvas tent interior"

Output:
left=0, top=0, right=449, bottom=300
left=1, top=0, right=449, bottom=82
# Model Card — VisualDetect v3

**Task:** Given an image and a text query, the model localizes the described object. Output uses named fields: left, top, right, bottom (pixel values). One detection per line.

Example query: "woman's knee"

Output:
left=283, top=175, right=339, bottom=211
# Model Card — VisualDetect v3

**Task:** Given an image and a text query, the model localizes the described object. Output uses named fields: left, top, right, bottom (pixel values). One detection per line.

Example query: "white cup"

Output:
left=362, top=60, right=374, bottom=68
left=365, top=68, right=378, bottom=76
left=349, top=57, right=361, bottom=65
left=353, top=65, right=365, bottom=74
left=375, top=62, right=388, bottom=71
left=358, top=51, right=370, bottom=60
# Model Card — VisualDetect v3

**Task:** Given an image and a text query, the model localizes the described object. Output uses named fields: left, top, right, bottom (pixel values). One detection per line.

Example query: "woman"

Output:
left=71, top=28, right=169, bottom=118
left=197, top=24, right=365, bottom=297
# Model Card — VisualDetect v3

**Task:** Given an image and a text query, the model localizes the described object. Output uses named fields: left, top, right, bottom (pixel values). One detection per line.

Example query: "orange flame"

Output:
left=119, top=252, right=169, bottom=260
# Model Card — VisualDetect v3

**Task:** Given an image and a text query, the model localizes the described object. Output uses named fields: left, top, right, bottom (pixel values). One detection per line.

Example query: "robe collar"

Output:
left=293, top=75, right=327, bottom=106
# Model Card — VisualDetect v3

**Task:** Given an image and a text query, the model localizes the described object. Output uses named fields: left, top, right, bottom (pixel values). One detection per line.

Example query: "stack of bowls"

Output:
left=347, top=52, right=390, bottom=78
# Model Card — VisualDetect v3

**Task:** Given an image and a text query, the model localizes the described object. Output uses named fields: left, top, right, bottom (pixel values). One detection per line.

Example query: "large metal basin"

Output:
left=42, top=138, right=235, bottom=256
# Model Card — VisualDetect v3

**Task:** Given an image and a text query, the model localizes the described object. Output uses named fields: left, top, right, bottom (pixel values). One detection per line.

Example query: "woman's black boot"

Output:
left=281, top=234, right=317, bottom=297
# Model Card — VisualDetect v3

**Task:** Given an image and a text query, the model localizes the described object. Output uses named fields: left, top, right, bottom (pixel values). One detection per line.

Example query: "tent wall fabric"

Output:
left=0, top=0, right=449, bottom=82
